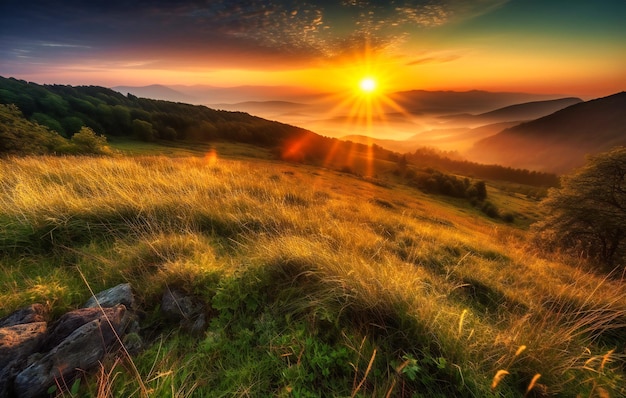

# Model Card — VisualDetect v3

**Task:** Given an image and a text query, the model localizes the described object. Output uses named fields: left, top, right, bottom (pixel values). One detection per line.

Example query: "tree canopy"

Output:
left=0, top=103, right=66, bottom=154
left=532, top=146, right=626, bottom=271
left=0, top=103, right=109, bottom=156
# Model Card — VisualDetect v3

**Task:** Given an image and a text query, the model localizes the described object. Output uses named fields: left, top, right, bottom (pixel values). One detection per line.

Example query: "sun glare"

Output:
left=359, top=77, right=377, bottom=93
left=314, top=50, right=411, bottom=179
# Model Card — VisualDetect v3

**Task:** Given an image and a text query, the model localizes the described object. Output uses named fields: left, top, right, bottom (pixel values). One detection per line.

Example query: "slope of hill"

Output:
left=442, top=97, right=583, bottom=127
left=0, top=76, right=336, bottom=157
left=1, top=154, right=624, bottom=396
left=467, top=92, right=626, bottom=173
left=389, top=90, right=568, bottom=114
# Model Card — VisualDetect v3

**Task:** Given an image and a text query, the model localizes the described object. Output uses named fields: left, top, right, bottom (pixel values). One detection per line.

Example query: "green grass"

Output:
left=108, top=137, right=275, bottom=160
left=1, top=152, right=625, bottom=397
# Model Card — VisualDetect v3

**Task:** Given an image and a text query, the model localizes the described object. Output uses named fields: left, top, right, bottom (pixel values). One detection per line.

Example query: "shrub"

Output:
left=480, top=201, right=499, bottom=218
left=70, top=127, right=110, bottom=154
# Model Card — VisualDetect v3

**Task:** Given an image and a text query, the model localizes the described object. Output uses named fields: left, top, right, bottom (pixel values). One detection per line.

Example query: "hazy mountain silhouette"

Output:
left=113, top=85, right=196, bottom=103
left=209, top=101, right=310, bottom=119
left=389, top=90, right=568, bottom=114
left=343, top=121, right=519, bottom=153
left=115, top=84, right=324, bottom=104
left=466, top=92, right=626, bottom=173
left=441, top=97, right=583, bottom=127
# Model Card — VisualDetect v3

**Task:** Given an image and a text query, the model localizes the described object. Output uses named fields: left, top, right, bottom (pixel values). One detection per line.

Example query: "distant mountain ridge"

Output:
left=343, top=121, right=519, bottom=153
left=467, top=92, right=626, bottom=173
left=113, top=84, right=196, bottom=103
left=389, top=90, right=569, bottom=114
left=441, top=97, right=583, bottom=126
left=477, top=97, right=583, bottom=120
left=113, top=84, right=323, bottom=104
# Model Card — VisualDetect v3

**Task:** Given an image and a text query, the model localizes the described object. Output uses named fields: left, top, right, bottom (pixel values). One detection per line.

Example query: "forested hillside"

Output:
left=0, top=76, right=558, bottom=188
left=0, top=76, right=310, bottom=145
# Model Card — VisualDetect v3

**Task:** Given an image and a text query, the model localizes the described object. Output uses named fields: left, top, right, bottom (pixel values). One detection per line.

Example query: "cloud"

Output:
left=406, top=53, right=463, bottom=66
left=0, top=0, right=509, bottom=70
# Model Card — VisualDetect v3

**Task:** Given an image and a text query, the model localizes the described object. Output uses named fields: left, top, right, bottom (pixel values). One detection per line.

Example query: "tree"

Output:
left=532, top=147, right=626, bottom=270
left=0, top=104, right=66, bottom=154
left=132, top=119, right=155, bottom=141
left=70, top=127, right=110, bottom=154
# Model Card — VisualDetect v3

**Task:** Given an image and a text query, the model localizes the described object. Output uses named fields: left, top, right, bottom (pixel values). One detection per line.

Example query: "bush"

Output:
left=132, top=119, right=155, bottom=141
left=69, top=127, right=110, bottom=154
left=501, top=212, right=515, bottom=223
left=480, top=201, right=499, bottom=218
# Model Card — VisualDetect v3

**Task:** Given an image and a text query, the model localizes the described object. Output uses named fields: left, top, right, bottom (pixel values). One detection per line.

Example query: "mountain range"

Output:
left=466, top=92, right=626, bottom=173
left=440, top=97, right=583, bottom=127
left=3, top=76, right=624, bottom=175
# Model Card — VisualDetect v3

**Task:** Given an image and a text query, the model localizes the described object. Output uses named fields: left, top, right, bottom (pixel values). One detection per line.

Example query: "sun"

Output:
left=359, top=77, right=377, bottom=93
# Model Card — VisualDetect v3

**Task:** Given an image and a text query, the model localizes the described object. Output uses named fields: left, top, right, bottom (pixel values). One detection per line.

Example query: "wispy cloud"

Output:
left=39, top=43, right=92, bottom=49
left=406, top=53, right=463, bottom=66
left=0, top=0, right=509, bottom=70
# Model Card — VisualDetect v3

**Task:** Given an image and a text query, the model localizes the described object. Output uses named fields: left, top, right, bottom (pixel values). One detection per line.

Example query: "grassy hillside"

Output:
left=1, top=153, right=625, bottom=397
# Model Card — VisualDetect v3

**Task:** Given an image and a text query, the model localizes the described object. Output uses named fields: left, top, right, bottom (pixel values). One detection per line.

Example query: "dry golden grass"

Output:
left=1, top=154, right=625, bottom=396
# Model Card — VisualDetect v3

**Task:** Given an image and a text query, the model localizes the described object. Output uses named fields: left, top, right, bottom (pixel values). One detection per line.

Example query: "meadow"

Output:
left=1, top=150, right=625, bottom=397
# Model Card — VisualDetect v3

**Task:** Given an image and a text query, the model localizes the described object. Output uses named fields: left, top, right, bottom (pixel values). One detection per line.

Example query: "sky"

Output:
left=1, top=0, right=625, bottom=97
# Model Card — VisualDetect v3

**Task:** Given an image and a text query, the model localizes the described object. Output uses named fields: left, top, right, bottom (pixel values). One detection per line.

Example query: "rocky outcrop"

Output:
left=0, top=284, right=135, bottom=398
left=0, top=304, right=49, bottom=328
left=14, top=305, right=130, bottom=398
left=82, top=283, right=134, bottom=309
left=0, top=283, right=209, bottom=397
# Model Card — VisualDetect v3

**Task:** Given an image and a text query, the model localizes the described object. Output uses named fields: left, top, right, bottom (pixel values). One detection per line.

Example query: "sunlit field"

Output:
left=1, top=154, right=625, bottom=397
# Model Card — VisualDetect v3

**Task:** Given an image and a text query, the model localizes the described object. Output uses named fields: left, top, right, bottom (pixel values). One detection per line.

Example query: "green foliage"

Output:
left=409, top=169, right=470, bottom=198
left=405, top=147, right=559, bottom=187
left=480, top=201, right=500, bottom=218
left=0, top=104, right=67, bottom=154
left=402, top=168, right=513, bottom=222
left=61, top=116, right=85, bottom=136
left=0, top=76, right=394, bottom=169
left=70, top=126, right=110, bottom=154
left=468, top=180, right=487, bottom=201
left=31, top=112, right=66, bottom=136
left=532, top=146, right=626, bottom=270
left=132, top=119, right=156, bottom=141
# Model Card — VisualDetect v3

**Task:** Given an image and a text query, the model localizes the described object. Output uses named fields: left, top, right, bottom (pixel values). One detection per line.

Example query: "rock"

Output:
left=83, top=283, right=134, bottom=309
left=161, top=289, right=202, bottom=321
left=0, top=359, right=21, bottom=398
left=0, top=322, right=47, bottom=368
left=13, top=305, right=130, bottom=398
left=0, top=304, right=49, bottom=328
left=190, top=313, right=207, bottom=335
left=0, top=322, right=48, bottom=396
left=161, top=289, right=208, bottom=334
left=122, top=332, right=143, bottom=355
left=41, top=305, right=129, bottom=352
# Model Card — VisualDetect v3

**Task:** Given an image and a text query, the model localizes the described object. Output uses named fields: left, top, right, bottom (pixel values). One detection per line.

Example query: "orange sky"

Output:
left=1, top=0, right=625, bottom=98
